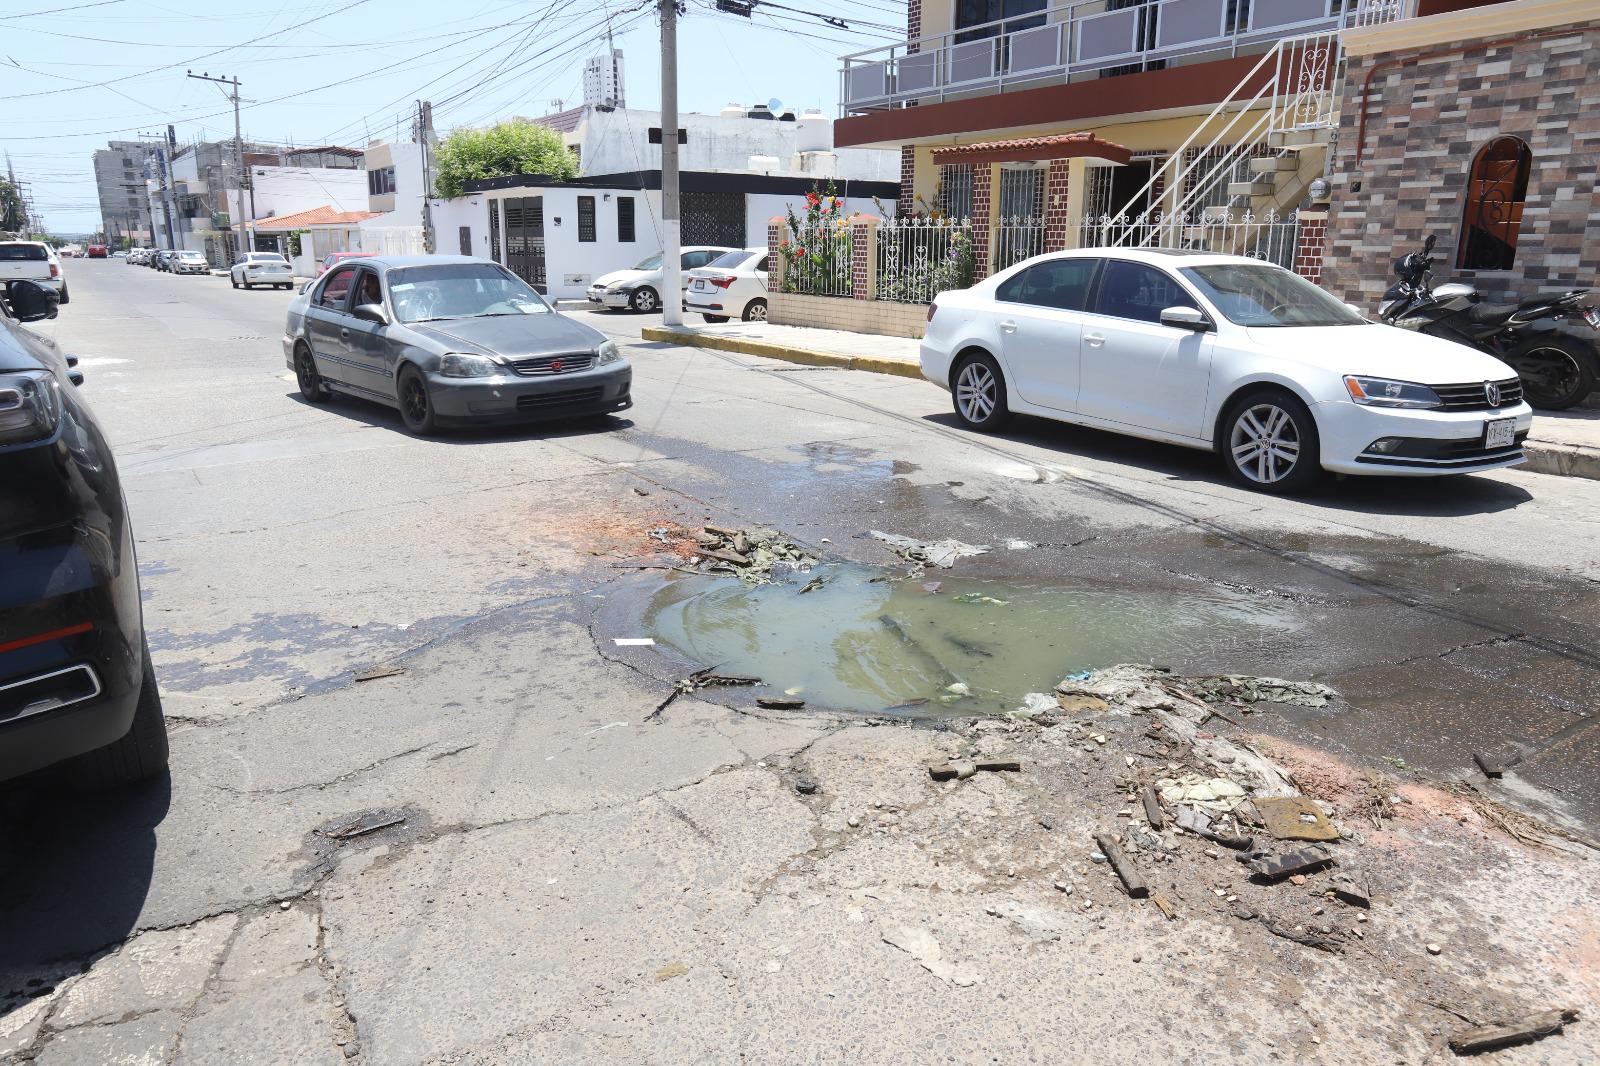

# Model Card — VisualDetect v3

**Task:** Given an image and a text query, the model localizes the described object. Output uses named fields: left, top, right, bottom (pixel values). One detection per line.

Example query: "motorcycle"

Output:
left=1378, top=235, right=1599, bottom=409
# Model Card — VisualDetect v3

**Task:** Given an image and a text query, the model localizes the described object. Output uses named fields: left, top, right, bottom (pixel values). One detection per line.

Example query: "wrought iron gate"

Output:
left=681, top=191, right=746, bottom=248
left=502, top=196, right=547, bottom=292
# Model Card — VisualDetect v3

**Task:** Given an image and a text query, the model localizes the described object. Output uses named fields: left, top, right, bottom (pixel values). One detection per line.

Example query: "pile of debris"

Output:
left=687, top=525, right=817, bottom=584
left=869, top=530, right=990, bottom=573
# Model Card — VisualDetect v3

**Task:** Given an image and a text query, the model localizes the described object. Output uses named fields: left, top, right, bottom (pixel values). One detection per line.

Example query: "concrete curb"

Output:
left=1522, top=440, right=1600, bottom=481
left=640, top=326, right=924, bottom=381
left=643, top=326, right=1600, bottom=482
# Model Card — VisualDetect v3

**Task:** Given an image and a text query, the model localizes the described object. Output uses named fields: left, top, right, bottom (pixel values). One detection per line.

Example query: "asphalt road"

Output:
left=3, top=260, right=1598, bottom=1064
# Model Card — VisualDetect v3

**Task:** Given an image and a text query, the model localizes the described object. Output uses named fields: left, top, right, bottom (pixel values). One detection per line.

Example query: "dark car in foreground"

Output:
left=1, top=280, right=168, bottom=788
left=283, top=256, right=631, bottom=434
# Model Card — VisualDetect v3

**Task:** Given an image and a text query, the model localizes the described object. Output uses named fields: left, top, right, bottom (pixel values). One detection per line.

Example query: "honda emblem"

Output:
left=1484, top=380, right=1501, bottom=407
left=550, top=359, right=564, bottom=373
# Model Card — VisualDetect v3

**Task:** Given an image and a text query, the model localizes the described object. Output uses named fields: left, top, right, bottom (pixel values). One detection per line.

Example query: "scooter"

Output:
left=1378, top=235, right=1599, bottom=409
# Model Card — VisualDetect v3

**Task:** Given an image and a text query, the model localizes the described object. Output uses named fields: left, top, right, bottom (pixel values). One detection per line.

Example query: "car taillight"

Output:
left=50, top=263, right=60, bottom=279
left=927, top=301, right=938, bottom=322
left=711, top=275, right=735, bottom=289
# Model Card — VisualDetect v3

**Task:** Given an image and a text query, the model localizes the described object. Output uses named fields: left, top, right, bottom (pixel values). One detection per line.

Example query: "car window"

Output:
left=1180, top=263, right=1363, bottom=327
left=632, top=253, right=663, bottom=270
left=0, top=244, right=49, bottom=262
left=996, top=258, right=1097, bottom=311
left=706, top=250, right=755, bottom=270
left=318, top=266, right=358, bottom=310
left=353, top=269, right=384, bottom=308
left=1094, top=260, right=1195, bottom=324
left=682, top=250, right=716, bottom=269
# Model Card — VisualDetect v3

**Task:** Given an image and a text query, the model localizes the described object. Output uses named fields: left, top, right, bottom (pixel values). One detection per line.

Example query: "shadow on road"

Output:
left=0, top=773, right=170, bottom=995
left=920, top=411, right=1535, bottom=517
left=284, top=391, right=636, bottom=443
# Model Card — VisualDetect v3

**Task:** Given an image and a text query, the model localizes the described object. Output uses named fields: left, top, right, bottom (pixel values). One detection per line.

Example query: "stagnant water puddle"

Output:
left=638, top=563, right=1306, bottom=716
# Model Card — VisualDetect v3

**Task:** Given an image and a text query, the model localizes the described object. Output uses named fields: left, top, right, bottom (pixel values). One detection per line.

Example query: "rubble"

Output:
left=1093, top=834, right=1148, bottom=898
left=1448, top=1008, right=1579, bottom=1054
left=689, top=526, right=818, bottom=583
left=868, top=530, right=990, bottom=570
left=1245, top=845, right=1334, bottom=882
left=1183, top=674, right=1338, bottom=707
left=1254, top=796, right=1340, bottom=842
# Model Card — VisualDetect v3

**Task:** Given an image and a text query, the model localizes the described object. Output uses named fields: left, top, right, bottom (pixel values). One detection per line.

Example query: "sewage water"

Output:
left=642, top=564, right=1304, bottom=716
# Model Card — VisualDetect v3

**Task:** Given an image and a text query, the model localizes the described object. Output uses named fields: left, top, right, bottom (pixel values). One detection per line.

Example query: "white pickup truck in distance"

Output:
left=0, top=241, right=67, bottom=305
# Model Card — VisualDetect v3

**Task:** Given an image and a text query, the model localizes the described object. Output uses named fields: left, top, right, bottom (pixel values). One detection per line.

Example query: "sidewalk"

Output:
left=642, top=320, right=1600, bottom=481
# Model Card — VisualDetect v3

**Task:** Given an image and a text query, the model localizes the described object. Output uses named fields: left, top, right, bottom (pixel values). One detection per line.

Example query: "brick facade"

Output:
left=1293, top=211, right=1329, bottom=284
left=1044, top=159, right=1072, bottom=251
left=898, top=146, right=917, bottom=217
left=1322, top=21, right=1600, bottom=306
left=767, top=220, right=782, bottom=292
left=971, top=164, right=992, bottom=277
left=851, top=216, right=873, bottom=300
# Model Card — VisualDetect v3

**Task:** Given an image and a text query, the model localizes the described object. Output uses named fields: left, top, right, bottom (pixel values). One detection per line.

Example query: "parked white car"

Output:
left=686, top=247, right=770, bottom=322
left=921, top=249, right=1533, bottom=492
left=0, top=241, right=67, bottom=304
left=230, top=252, right=295, bottom=290
left=586, top=246, right=734, bottom=313
left=170, top=250, right=209, bottom=275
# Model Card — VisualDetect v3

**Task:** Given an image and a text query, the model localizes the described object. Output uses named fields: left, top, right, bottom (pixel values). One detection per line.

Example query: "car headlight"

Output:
left=1343, top=376, right=1443, bottom=409
left=605, top=283, right=628, bottom=293
left=0, top=370, right=63, bottom=445
left=438, top=353, right=501, bottom=378
left=595, top=340, right=620, bottom=365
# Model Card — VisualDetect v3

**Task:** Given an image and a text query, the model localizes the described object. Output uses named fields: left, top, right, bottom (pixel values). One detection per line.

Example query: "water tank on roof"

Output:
left=778, top=109, right=796, bottom=122
left=748, top=154, right=782, bottom=172
left=720, top=103, right=745, bottom=118
left=747, top=104, right=774, bottom=120
left=795, top=109, right=831, bottom=154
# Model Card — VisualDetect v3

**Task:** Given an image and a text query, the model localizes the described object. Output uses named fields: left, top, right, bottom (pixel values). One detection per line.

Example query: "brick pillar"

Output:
left=898, top=146, right=917, bottom=217
left=972, top=163, right=993, bottom=279
left=850, top=214, right=877, bottom=300
left=1295, top=210, right=1329, bottom=284
left=767, top=215, right=786, bottom=292
left=1043, top=158, right=1071, bottom=252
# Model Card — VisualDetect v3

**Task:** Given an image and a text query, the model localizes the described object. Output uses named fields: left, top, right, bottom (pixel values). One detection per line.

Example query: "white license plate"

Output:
left=1485, top=417, right=1517, bottom=449
left=693, top=279, right=705, bottom=290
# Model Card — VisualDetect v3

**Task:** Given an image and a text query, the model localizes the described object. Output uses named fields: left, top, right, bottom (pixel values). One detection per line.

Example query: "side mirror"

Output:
left=4, top=280, right=60, bottom=322
left=1159, top=306, right=1211, bottom=332
left=352, top=303, right=390, bottom=326
left=1423, top=234, right=1437, bottom=254
left=68, top=370, right=85, bottom=386
left=66, top=354, right=79, bottom=367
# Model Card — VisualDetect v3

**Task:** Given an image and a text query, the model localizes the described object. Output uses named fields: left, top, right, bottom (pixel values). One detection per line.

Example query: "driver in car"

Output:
left=358, top=273, right=383, bottom=309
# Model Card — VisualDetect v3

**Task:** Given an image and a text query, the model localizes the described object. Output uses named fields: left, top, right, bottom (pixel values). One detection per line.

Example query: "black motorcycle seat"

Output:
left=1466, top=302, right=1518, bottom=324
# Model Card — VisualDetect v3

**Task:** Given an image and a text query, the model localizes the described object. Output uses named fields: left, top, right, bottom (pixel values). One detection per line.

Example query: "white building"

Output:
left=358, top=139, right=430, bottom=255
left=429, top=168, right=897, bottom=300
left=582, top=49, right=625, bottom=108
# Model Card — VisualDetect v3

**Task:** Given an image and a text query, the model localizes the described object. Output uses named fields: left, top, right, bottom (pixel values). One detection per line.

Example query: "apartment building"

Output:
left=90, top=140, right=160, bottom=248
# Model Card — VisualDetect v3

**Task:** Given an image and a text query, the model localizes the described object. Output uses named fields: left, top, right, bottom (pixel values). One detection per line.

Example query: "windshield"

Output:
left=631, top=253, right=663, bottom=271
left=706, top=250, right=756, bottom=270
left=179, top=252, right=205, bottom=260
left=388, top=263, right=552, bottom=323
left=1180, top=264, right=1364, bottom=328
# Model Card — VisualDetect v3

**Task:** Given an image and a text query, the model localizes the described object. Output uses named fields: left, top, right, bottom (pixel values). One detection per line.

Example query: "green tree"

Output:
left=0, top=180, right=26, bottom=233
left=432, top=121, right=577, bottom=198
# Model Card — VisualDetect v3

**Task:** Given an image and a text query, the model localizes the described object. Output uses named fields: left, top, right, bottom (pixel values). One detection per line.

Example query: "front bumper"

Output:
left=1314, top=399, right=1535, bottom=476
left=426, top=363, right=633, bottom=425
left=172, top=263, right=207, bottom=274
left=587, top=287, right=632, bottom=308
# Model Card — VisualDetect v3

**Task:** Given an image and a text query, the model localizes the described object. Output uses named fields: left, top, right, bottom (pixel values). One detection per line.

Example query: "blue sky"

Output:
left=2, top=0, right=906, bottom=233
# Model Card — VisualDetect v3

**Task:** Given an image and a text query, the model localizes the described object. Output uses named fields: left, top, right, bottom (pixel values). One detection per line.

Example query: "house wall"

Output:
left=1321, top=8, right=1600, bottom=306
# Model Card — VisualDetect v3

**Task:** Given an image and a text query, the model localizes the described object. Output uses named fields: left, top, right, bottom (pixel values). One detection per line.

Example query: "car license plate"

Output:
left=693, top=279, right=705, bottom=290
left=1585, top=307, right=1600, bottom=330
left=1484, top=417, right=1516, bottom=449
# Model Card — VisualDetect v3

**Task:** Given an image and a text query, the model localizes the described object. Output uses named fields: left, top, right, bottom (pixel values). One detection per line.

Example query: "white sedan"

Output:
left=921, top=249, right=1533, bottom=492
left=586, top=246, right=734, bottom=313
left=230, top=252, right=295, bottom=290
left=685, top=247, right=769, bottom=322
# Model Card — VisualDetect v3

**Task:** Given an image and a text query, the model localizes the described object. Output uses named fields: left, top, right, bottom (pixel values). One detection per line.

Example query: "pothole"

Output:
left=623, top=562, right=1305, bottom=717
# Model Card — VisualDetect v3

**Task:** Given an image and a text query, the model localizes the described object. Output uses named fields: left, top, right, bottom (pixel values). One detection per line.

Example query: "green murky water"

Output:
left=643, top=564, right=1302, bottom=715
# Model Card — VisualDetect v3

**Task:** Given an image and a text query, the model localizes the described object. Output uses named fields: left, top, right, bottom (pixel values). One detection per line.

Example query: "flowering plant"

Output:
left=779, top=179, right=850, bottom=295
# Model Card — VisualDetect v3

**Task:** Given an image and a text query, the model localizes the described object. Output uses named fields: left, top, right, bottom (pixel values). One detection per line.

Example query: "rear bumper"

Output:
left=242, top=270, right=292, bottom=284
left=426, top=363, right=634, bottom=425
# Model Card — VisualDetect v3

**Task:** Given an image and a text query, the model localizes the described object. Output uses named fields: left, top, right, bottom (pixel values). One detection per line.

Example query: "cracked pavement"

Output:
left=3, top=263, right=1598, bottom=1063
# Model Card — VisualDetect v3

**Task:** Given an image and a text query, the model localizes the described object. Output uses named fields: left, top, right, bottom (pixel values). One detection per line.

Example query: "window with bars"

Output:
left=938, top=164, right=974, bottom=221
left=488, top=199, right=502, bottom=263
left=577, top=196, right=596, bottom=242
left=617, top=196, right=636, bottom=242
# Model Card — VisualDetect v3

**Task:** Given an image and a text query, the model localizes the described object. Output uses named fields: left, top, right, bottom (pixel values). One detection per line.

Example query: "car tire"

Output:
left=702, top=313, right=729, bottom=323
left=1508, top=337, right=1596, bottom=410
left=231, top=275, right=239, bottom=289
left=1220, top=388, right=1322, bottom=494
left=295, top=343, right=329, bottom=403
left=743, top=299, right=767, bottom=322
left=630, top=287, right=659, bottom=314
left=950, top=352, right=1011, bottom=432
left=397, top=365, right=437, bottom=435
left=67, top=638, right=169, bottom=790
left=58, top=283, right=69, bottom=306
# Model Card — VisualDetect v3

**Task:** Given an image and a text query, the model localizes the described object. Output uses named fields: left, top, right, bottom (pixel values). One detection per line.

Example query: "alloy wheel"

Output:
left=745, top=300, right=767, bottom=322
left=1229, top=403, right=1301, bottom=485
left=956, top=361, right=998, bottom=424
left=633, top=288, right=657, bottom=313
left=402, top=376, right=429, bottom=426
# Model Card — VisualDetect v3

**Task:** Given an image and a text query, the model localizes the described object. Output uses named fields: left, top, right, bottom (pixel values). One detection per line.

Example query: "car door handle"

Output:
left=339, top=328, right=350, bottom=340
left=1084, top=332, right=1105, bottom=346
left=999, top=320, right=1018, bottom=333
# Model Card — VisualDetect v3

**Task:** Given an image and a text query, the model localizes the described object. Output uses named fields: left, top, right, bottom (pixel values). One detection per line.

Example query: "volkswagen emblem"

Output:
left=550, top=358, right=564, bottom=373
left=1484, top=380, right=1501, bottom=407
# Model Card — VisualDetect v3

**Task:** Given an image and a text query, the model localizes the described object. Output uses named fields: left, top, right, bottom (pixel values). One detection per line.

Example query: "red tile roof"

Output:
left=930, top=132, right=1131, bottom=166
left=240, top=205, right=381, bottom=231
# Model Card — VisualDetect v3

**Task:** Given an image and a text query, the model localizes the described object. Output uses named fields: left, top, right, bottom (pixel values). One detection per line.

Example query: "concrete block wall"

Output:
left=769, top=291, right=928, bottom=339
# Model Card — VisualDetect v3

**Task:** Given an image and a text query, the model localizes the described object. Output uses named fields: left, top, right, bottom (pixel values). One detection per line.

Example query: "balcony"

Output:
left=839, top=0, right=1408, bottom=114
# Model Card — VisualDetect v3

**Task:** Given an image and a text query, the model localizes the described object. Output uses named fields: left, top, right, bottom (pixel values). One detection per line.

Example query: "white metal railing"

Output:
left=781, top=220, right=853, bottom=297
left=993, top=215, right=1048, bottom=272
left=1104, top=29, right=1341, bottom=244
left=1079, top=208, right=1302, bottom=268
left=877, top=217, right=976, bottom=304
left=839, top=0, right=1412, bottom=113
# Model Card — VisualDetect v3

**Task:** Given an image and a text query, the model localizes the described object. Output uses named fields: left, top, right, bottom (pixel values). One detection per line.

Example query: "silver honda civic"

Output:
left=282, top=256, right=631, bottom=434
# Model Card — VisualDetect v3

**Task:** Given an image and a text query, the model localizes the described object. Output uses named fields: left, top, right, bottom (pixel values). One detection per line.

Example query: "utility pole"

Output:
left=416, top=100, right=436, bottom=254
left=187, top=71, right=251, bottom=260
left=660, top=0, right=682, bottom=326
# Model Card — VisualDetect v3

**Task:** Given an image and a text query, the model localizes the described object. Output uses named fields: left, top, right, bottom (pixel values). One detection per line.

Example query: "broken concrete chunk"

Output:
left=1141, top=787, right=1164, bottom=829
left=868, top=530, right=991, bottom=569
left=1328, top=871, right=1371, bottom=908
left=1255, top=796, right=1340, bottom=842
left=1056, top=693, right=1110, bottom=714
left=1185, top=675, right=1338, bottom=707
left=880, top=924, right=978, bottom=987
left=756, top=696, right=806, bottom=710
left=1246, top=845, right=1334, bottom=881
left=1448, top=1008, right=1579, bottom=1054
